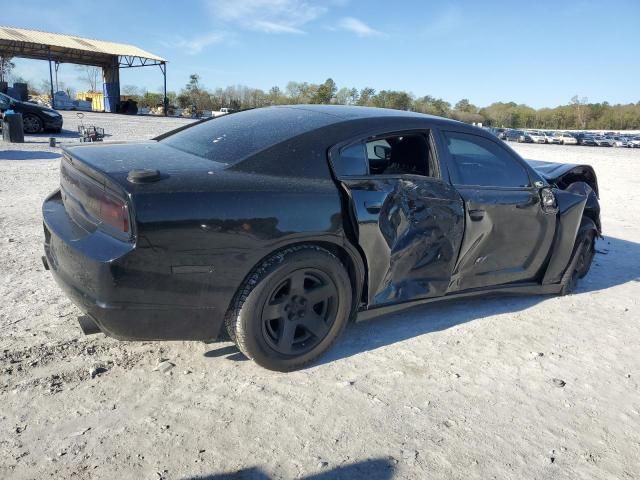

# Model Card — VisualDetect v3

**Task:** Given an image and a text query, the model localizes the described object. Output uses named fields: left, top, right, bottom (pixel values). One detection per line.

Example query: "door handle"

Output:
left=364, top=201, right=382, bottom=214
left=516, top=196, right=538, bottom=209
left=469, top=209, right=485, bottom=221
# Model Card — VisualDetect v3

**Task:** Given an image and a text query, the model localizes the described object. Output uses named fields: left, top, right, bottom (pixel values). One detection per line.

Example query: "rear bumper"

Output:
left=42, top=189, right=224, bottom=341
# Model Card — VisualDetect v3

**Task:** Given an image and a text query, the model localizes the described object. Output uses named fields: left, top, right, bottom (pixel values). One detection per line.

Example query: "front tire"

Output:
left=560, top=220, right=596, bottom=295
left=226, top=246, right=352, bottom=371
left=23, top=114, right=43, bottom=134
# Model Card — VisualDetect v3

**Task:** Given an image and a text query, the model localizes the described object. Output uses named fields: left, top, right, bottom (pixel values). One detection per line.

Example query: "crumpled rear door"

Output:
left=340, top=176, right=464, bottom=306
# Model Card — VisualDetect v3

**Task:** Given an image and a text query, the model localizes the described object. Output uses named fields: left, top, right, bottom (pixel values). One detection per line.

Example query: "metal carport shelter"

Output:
left=0, top=26, right=167, bottom=114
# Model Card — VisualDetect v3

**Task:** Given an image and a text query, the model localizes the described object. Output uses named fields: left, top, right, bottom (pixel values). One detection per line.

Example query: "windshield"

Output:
left=161, top=107, right=336, bottom=165
left=0, top=92, right=18, bottom=106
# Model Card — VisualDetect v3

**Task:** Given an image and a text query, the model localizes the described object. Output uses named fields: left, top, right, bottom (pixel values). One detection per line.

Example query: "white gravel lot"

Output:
left=1, top=113, right=639, bottom=480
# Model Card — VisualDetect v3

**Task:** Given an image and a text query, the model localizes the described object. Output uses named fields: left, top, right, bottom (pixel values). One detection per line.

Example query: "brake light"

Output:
left=99, top=193, right=130, bottom=233
left=60, top=159, right=131, bottom=236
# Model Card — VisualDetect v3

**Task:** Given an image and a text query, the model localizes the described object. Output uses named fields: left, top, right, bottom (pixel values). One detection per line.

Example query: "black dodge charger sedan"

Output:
left=0, top=92, right=63, bottom=133
left=42, top=106, right=601, bottom=371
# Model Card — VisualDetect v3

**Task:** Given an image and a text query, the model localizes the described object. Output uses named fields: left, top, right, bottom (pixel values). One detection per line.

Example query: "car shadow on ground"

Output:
left=203, top=235, right=639, bottom=367
left=181, top=458, right=395, bottom=479
left=19, top=128, right=81, bottom=142
left=0, top=150, right=61, bottom=160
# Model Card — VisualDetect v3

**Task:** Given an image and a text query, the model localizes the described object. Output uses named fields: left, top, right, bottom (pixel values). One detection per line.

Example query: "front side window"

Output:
left=442, top=131, right=530, bottom=188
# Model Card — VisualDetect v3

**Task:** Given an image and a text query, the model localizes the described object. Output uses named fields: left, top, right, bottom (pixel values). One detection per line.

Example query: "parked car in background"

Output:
left=213, top=107, right=236, bottom=117
left=0, top=92, right=63, bottom=134
left=593, top=136, right=614, bottom=147
left=574, top=133, right=592, bottom=145
left=579, top=135, right=598, bottom=146
left=41, top=106, right=601, bottom=371
left=542, top=132, right=556, bottom=144
left=523, top=131, right=547, bottom=144
left=554, top=132, right=578, bottom=145
left=495, top=128, right=507, bottom=140
left=505, top=129, right=524, bottom=142
left=610, top=136, right=628, bottom=147
left=627, top=137, right=640, bottom=148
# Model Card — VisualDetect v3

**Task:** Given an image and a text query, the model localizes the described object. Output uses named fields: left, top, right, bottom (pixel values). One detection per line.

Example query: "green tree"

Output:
left=268, top=86, right=284, bottom=105
left=356, top=87, right=376, bottom=106
left=312, top=78, right=337, bottom=104
left=414, top=95, right=451, bottom=116
left=372, top=90, right=413, bottom=110
left=454, top=98, right=477, bottom=113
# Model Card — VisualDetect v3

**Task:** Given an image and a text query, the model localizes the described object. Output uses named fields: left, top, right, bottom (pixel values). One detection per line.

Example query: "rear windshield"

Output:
left=160, top=107, right=335, bottom=165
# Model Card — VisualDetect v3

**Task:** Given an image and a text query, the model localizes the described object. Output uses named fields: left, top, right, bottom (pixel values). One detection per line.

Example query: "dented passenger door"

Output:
left=438, top=130, right=557, bottom=291
left=330, top=131, right=465, bottom=307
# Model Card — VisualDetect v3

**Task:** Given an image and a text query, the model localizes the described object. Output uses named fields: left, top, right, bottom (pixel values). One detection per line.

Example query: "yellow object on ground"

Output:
left=76, top=92, right=104, bottom=112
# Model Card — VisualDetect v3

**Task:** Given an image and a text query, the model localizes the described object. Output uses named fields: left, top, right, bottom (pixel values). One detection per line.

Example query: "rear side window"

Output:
left=161, top=108, right=335, bottom=165
left=442, top=131, right=530, bottom=188
left=334, top=133, right=434, bottom=178
left=334, top=143, right=368, bottom=176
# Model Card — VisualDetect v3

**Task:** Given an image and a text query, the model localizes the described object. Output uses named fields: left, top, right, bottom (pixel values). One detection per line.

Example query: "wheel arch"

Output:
left=224, top=238, right=367, bottom=326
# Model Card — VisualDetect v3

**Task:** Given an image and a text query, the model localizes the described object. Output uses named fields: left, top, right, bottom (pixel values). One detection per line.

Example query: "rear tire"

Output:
left=226, top=246, right=352, bottom=371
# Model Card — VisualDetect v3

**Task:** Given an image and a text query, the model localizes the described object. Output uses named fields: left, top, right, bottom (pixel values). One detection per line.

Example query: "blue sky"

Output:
left=2, top=0, right=639, bottom=108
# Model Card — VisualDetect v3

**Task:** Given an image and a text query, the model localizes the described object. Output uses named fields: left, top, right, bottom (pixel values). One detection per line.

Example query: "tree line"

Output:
left=122, top=76, right=639, bottom=130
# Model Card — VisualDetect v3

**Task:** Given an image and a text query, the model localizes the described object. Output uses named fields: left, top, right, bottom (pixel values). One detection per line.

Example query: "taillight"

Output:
left=60, top=159, right=131, bottom=236
left=98, top=191, right=130, bottom=233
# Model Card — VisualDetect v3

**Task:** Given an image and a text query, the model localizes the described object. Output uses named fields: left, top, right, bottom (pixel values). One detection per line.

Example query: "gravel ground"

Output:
left=1, top=116, right=639, bottom=480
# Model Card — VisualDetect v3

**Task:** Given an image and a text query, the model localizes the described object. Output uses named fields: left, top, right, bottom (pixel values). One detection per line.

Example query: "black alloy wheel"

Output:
left=226, top=245, right=352, bottom=371
left=261, top=269, right=338, bottom=356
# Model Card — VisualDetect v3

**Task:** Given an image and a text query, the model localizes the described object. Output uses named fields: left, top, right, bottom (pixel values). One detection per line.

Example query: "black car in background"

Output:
left=42, top=106, right=601, bottom=371
left=505, top=129, right=524, bottom=141
left=580, top=135, right=598, bottom=146
left=0, top=92, right=63, bottom=134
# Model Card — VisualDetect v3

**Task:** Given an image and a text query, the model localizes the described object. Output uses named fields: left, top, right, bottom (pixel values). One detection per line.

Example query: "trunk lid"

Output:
left=62, top=141, right=226, bottom=191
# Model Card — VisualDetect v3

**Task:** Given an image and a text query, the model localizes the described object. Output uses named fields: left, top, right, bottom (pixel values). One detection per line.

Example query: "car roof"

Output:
left=267, top=104, right=464, bottom=127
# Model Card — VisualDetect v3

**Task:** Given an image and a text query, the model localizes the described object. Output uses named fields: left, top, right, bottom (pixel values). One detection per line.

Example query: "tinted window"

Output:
left=365, top=134, right=430, bottom=176
left=0, top=93, right=10, bottom=109
left=443, top=131, right=530, bottom=188
left=161, top=108, right=335, bottom=165
left=335, top=143, right=367, bottom=176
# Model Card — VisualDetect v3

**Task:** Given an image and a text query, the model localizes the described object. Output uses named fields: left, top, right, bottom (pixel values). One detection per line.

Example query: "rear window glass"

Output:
left=160, top=108, right=335, bottom=165
left=335, top=143, right=368, bottom=176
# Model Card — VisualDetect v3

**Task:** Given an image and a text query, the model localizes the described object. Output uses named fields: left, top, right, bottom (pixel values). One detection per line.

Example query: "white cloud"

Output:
left=208, top=0, right=326, bottom=34
left=337, top=17, right=381, bottom=37
left=162, top=32, right=226, bottom=55
left=253, top=20, right=305, bottom=34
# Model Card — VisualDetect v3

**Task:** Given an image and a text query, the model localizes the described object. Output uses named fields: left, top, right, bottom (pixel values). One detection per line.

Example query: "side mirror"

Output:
left=374, top=145, right=391, bottom=160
